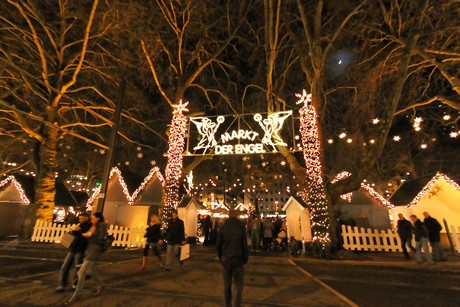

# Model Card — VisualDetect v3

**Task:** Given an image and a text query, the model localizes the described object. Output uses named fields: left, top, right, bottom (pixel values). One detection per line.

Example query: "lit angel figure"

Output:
left=191, top=116, right=225, bottom=151
left=254, top=111, right=292, bottom=151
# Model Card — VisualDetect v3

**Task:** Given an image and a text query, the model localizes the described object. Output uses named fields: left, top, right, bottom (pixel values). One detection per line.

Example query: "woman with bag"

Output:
left=66, top=212, right=107, bottom=304
left=140, top=214, right=165, bottom=271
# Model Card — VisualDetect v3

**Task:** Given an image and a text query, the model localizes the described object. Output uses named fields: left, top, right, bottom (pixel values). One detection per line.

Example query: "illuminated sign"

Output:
left=186, top=111, right=295, bottom=156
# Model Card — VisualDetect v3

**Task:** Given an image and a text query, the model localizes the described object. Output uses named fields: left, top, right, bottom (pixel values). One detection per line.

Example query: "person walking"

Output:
left=140, top=214, right=165, bottom=271
left=423, top=212, right=447, bottom=262
left=396, top=213, right=416, bottom=260
left=56, top=212, right=92, bottom=291
left=249, top=217, right=261, bottom=251
left=262, top=218, right=273, bottom=251
left=66, top=212, right=108, bottom=304
left=203, top=215, right=212, bottom=246
left=163, top=211, right=185, bottom=271
left=216, top=210, right=249, bottom=307
left=410, top=214, right=433, bottom=264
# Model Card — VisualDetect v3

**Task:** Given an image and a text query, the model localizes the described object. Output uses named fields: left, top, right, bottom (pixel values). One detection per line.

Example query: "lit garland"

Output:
left=131, top=165, right=164, bottom=203
left=360, top=182, right=395, bottom=209
left=332, top=171, right=352, bottom=202
left=406, top=172, right=460, bottom=208
left=85, top=167, right=133, bottom=210
left=296, top=90, right=331, bottom=247
left=0, top=175, right=30, bottom=205
left=164, top=100, right=189, bottom=221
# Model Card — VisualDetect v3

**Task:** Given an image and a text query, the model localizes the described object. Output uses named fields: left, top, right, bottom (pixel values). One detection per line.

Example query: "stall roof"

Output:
left=389, top=173, right=460, bottom=207
left=2, top=174, right=88, bottom=206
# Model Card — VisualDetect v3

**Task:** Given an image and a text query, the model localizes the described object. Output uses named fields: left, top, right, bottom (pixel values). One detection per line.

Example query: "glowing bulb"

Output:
left=327, top=139, right=333, bottom=144
left=339, top=132, right=347, bottom=139
left=347, top=138, right=352, bottom=143
left=421, top=144, right=427, bottom=149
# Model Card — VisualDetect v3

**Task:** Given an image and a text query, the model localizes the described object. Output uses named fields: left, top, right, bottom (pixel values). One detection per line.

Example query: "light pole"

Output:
left=95, top=79, right=125, bottom=213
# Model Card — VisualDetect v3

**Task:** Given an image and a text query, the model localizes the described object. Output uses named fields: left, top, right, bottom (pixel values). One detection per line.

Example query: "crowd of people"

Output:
left=56, top=209, right=448, bottom=306
left=200, top=214, right=300, bottom=256
left=396, top=211, right=447, bottom=264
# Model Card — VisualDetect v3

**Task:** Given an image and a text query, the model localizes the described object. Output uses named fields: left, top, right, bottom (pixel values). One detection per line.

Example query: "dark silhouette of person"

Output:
left=216, top=210, right=249, bottom=307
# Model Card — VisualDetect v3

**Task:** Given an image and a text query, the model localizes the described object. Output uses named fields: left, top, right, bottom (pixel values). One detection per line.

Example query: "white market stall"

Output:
left=389, top=173, right=460, bottom=231
left=177, top=196, right=203, bottom=243
left=282, top=196, right=312, bottom=245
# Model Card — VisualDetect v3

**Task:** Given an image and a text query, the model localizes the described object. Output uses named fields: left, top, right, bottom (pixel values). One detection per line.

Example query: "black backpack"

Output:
left=100, top=234, right=115, bottom=253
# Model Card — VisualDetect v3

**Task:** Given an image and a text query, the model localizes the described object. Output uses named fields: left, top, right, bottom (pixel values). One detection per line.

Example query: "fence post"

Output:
left=443, top=218, right=458, bottom=255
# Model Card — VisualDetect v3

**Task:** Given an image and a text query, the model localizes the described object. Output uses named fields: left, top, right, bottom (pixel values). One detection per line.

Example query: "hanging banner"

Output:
left=186, top=111, right=297, bottom=156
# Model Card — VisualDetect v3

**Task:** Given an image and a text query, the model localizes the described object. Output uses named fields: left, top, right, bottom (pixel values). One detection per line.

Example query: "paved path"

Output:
left=0, top=247, right=353, bottom=306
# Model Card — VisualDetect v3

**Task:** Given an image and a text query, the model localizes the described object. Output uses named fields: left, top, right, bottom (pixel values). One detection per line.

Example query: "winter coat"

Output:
left=397, top=219, right=414, bottom=240
left=424, top=216, right=442, bottom=242
left=413, top=220, right=429, bottom=241
left=165, top=217, right=185, bottom=245
left=216, top=217, right=249, bottom=269
left=145, top=223, right=162, bottom=243
left=70, top=220, right=92, bottom=254
left=262, top=220, right=274, bottom=238
left=86, top=222, right=108, bottom=261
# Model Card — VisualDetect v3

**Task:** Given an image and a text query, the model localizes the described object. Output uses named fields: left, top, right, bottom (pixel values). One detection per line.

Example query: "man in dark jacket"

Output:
left=396, top=213, right=415, bottom=259
left=56, top=212, right=92, bottom=291
left=410, top=214, right=433, bottom=264
left=423, top=212, right=446, bottom=261
left=217, top=210, right=249, bottom=307
left=164, top=211, right=185, bottom=271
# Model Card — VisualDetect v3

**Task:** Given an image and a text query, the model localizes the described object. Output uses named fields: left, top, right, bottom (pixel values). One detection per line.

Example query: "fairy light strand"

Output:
left=332, top=171, right=353, bottom=202
left=131, top=165, right=164, bottom=203
left=296, top=90, right=331, bottom=247
left=163, top=100, right=189, bottom=221
left=406, top=172, right=460, bottom=208
left=85, top=167, right=133, bottom=210
left=0, top=175, right=30, bottom=205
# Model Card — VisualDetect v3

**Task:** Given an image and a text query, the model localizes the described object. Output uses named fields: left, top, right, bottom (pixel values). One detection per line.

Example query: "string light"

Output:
left=131, top=165, right=164, bottom=203
left=393, top=135, right=401, bottom=142
left=86, top=167, right=132, bottom=210
left=296, top=90, right=331, bottom=248
left=0, top=175, right=30, bottom=205
left=163, top=100, right=189, bottom=221
left=332, top=171, right=352, bottom=202
left=360, top=182, right=394, bottom=209
left=406, top=173, right=460, bottom=208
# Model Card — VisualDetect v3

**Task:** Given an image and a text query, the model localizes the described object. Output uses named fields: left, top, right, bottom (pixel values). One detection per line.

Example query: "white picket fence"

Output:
left=32, top=220, right=147, bottom=248
left=341, top=225, right=404, bottom=252
left=341, top=224, right=460, bottom=253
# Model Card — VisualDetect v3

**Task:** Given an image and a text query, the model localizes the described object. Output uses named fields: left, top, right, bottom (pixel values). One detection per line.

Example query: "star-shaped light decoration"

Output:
left=125, top=161, right=130, bottom=165
left=450, top=132, right=458, bottom=138
left=150, top=160, right=157, bottom=165
left=280, top=161, right=286, bottom=166
left=295, top=89, right=312, bottom=107
left=99, top=149, right=106, bottom=154
left=136, top=146, right=142, bottom=151
left=372, top=118, right=380, bottom=125
left=443, top=115, right=451, bottom=121
left=137, top=153, right=143, bottom=159
left=172, top=99, right=189, bottom=115
left=393, top=135, right=401, bottom=142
